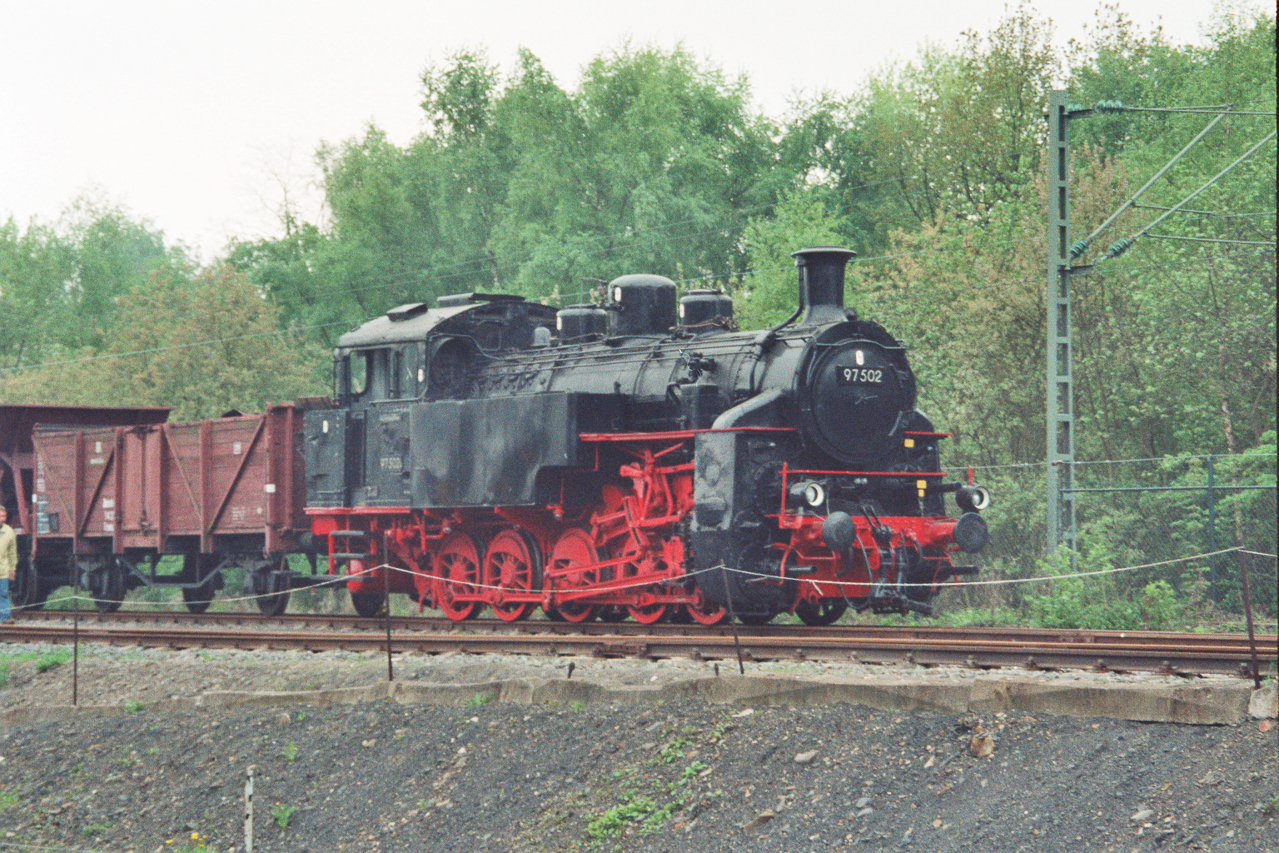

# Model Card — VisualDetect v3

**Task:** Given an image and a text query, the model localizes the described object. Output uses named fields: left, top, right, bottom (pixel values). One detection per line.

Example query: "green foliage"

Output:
left=586, top=792, right=679, bottom=843
left=0, top=198, right=189, bottom=386
left=34, top=650, right=69, bottom=673
left=655, top=736, right=691, bottom=764
left=271, top=801, right=296, bottom=830
left=3, top=265, right=328, bottom=419
left=737, top=190, right=848, bottom=329
left=1024, top=544, right=1188, bottom=630
left=280, top=742, right=298, bottom=762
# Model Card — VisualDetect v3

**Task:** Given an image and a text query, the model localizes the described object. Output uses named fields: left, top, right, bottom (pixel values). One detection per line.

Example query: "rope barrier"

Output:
left=6, top=544, right=1270, bottom=616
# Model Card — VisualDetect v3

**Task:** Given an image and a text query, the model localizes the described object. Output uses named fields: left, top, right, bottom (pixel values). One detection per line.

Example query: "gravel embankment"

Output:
left=0, top=645, right=1274, bottom=853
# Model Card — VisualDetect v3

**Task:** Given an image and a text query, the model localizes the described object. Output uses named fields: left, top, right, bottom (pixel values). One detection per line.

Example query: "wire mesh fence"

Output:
left=945, top=452, right=1277, bottom=624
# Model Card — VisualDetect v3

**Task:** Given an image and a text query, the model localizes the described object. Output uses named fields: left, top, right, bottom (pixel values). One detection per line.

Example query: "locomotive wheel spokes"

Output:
left=554, top=601, right=597, bottom=623
left=435, top=531, right=482, bottom=621
left=683, top=590, right=728, bottom=626
left=546, top=528, right=599, bottom=623
left=795, top=599, right=848, bottom=626
left=484, top=529, right=540, bottom=622
left=627, top=601, right=669, bottom=624
left=618, top=544, right=669, bottom=624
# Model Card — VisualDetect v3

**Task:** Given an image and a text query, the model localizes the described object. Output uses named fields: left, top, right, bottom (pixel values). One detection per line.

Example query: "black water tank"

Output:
left=678, top=289, right=733, bottom=334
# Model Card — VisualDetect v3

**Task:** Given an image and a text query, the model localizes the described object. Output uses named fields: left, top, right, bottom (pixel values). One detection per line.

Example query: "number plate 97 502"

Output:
left=838, top=367, right=884, bottom=385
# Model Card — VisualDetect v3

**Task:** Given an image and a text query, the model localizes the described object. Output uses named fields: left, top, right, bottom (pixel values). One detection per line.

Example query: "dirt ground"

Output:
left=0, top=644, right=1275, bottom=853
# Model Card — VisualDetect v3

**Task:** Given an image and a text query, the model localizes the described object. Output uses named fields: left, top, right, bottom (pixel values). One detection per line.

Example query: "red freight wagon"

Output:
left=1, top=404, right=171, bottom=610
left=30, top=401, right=329, bottom=614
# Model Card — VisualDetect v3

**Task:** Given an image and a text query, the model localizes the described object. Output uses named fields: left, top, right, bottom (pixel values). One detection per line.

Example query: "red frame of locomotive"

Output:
left=306, top=426, right=966, bottom=625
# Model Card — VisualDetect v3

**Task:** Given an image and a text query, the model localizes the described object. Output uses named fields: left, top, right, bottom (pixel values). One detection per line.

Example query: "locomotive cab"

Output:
left=306, top=293, right=559, bottom=510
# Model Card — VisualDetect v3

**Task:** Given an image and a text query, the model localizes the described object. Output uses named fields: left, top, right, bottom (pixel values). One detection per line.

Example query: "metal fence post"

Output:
left=1206, top=455, right=1217, bottom=603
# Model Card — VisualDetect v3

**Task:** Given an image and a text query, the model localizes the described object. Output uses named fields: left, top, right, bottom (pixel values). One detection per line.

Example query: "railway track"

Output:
left=4, top=610, right=1274, bottom=678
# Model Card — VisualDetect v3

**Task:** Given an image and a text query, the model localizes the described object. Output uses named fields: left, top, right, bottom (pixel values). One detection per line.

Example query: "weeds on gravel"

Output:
left=281, top=742, right=299, bottom=762
left=656, top=737, right=691, bottom=764
left=0, top=661, right=8, bottom=688
left=271, top=801, right=296, bottom=829
left=585, top=757, right=712, bottom=845
left=35, top=649, right=70, bottom=673
left=166, top=831, right=217, bottom=852
left=586, top=792, right=679, bottom=843
left=0, top=788, right=20, bottom=809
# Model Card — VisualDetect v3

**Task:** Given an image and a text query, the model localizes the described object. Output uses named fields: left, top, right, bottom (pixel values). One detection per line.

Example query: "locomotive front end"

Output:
left=695, top=248, right=991, bottom=621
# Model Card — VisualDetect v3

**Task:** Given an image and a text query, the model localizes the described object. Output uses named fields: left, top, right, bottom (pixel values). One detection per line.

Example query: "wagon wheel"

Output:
left=11, top=558, right=46, bottom=611
left=86, top=558, right=126, bottom=613
left=795, top=599, right=847, bottom=627
left=181, top=585, right=212, bottom=614
left=483, top=529, right=540, bottom=622
left=434, top=531, right=482, bottom=621
left=682, top=589, right=728, bottom=626
left=181, top=554, right=219, bottom=614
left=253, top=556, right=292, bottom=617
left=545, top=528, right=598, bottom=623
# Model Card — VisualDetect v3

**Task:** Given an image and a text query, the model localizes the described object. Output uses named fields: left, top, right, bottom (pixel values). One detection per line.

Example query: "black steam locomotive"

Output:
left=303, top=247, right=989, bottom=624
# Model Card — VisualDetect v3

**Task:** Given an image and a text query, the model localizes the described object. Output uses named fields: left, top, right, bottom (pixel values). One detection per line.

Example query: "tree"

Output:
left=3, top=267, right=326, bottom=420
left=0, top=218, right=71, bottom=370
left=56, top=197, right=190, bottom=351
left=736, top=191, right=849, bottom=330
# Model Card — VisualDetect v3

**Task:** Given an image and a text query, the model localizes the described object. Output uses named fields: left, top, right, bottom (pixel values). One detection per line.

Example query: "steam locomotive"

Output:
left=8, top=247, right=987, bottom=624
left=303, top=247, right=990, bottom=624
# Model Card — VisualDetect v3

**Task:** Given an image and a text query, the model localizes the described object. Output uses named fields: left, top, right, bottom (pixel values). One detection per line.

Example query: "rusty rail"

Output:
left=5, top=612, right=1274, bottom=677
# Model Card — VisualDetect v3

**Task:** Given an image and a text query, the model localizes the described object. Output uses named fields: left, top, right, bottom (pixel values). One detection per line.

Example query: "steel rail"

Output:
left=16, top=609, right=1272, bottom=651
left=4, top=614, right=1272, bottom=677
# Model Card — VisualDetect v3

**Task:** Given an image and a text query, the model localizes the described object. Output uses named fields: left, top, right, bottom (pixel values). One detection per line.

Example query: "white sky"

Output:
left=0, top=0, right=1259, bottom=262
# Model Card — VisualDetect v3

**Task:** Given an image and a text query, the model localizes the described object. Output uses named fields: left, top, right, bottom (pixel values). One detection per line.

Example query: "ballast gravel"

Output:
left=0, top=644, right=1274, bottom=853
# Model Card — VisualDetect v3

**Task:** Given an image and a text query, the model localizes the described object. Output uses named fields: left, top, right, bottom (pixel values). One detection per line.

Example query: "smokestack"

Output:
left=792, top=247, right=855, bottom=325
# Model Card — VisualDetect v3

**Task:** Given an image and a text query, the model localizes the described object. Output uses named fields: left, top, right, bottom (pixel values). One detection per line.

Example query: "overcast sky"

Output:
left=0, top=0, right=1261, bottom=261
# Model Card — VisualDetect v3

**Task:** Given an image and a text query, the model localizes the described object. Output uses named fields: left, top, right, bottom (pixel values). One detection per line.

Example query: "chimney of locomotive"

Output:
left=792, top=247, right=856, bottom=325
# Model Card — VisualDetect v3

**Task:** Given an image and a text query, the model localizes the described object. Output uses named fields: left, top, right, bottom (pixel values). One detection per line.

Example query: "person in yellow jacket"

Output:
left=0, top=506, right=16, bottom=623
